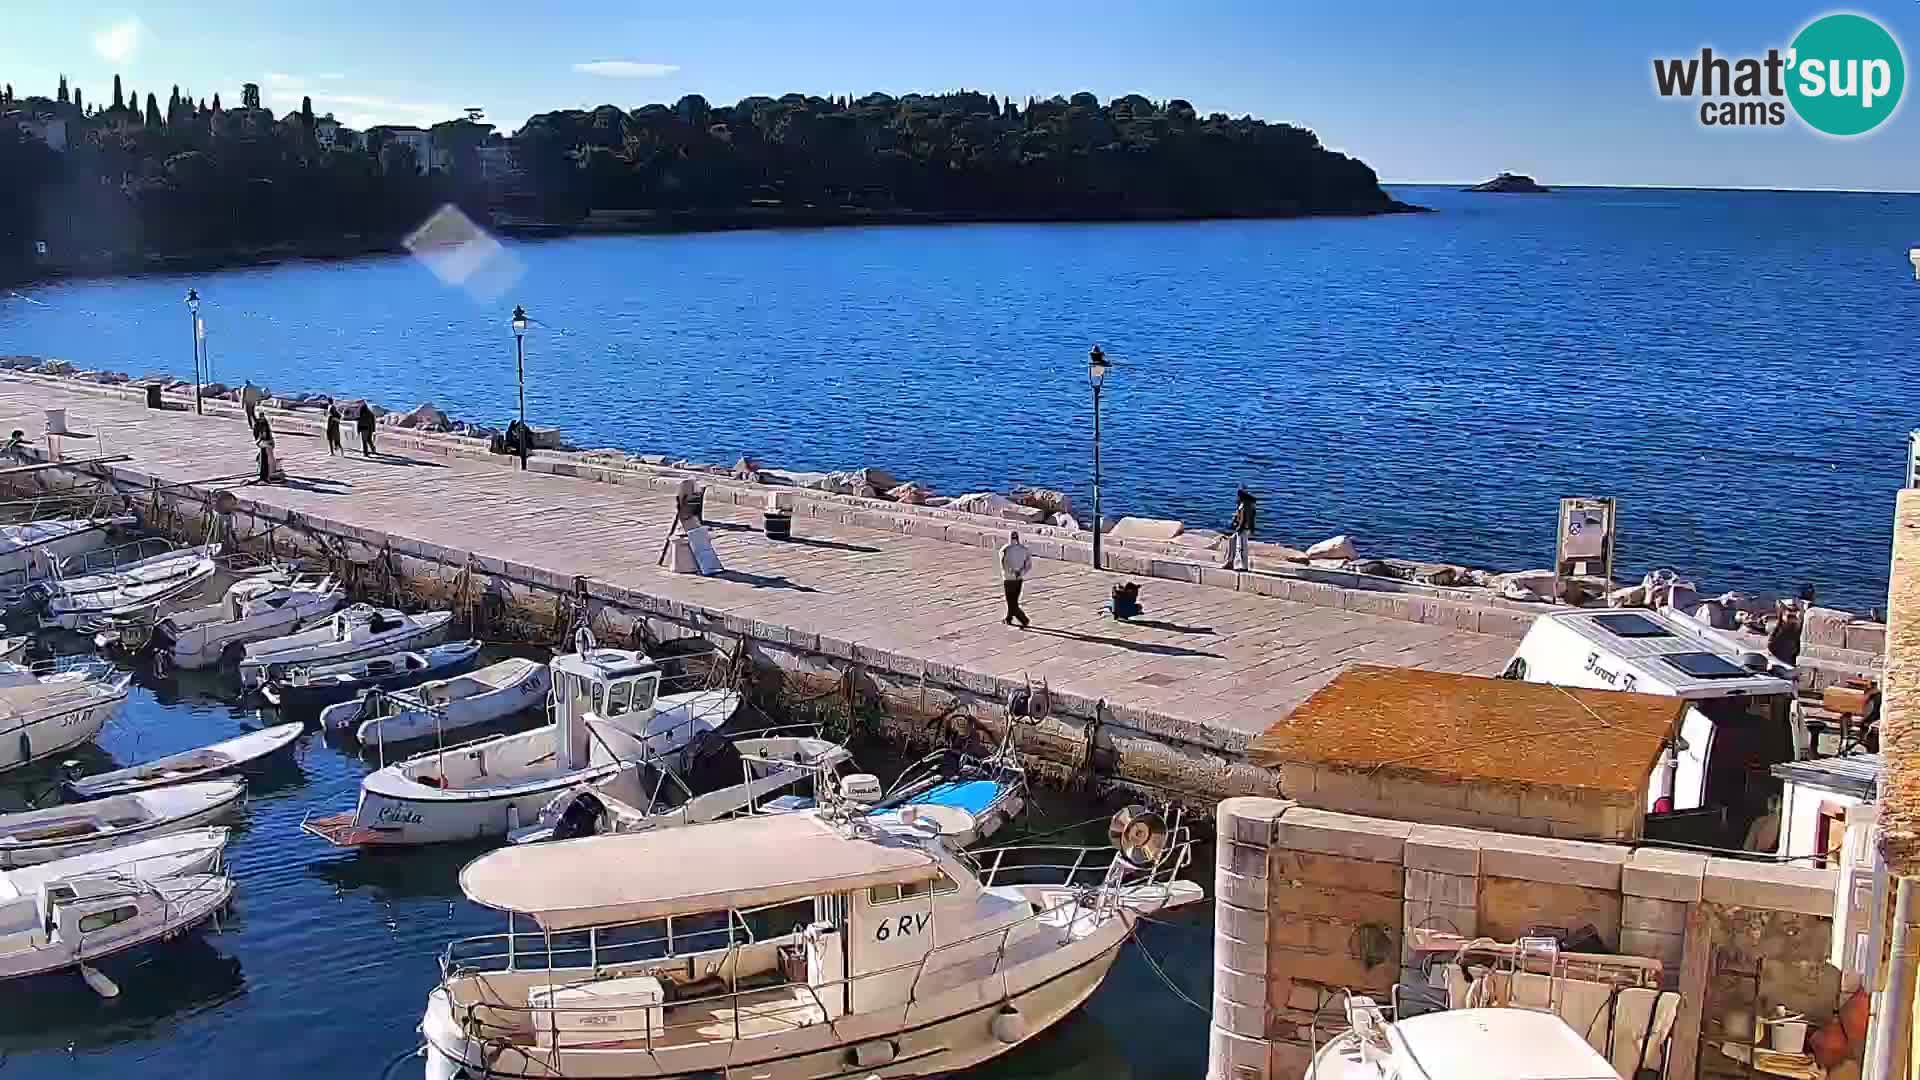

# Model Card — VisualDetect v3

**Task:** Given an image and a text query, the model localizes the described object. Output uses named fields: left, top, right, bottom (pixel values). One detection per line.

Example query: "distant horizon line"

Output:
left=1385, top=180, right=1920, bottom=195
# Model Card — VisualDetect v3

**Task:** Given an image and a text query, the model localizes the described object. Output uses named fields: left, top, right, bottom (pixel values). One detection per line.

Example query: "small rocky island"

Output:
left=1466, top=172, right=1550, bottom=193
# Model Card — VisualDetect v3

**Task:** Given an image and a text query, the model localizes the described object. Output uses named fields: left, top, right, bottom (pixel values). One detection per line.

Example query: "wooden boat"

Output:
left=303, top=648, right=736, bottom=847
left=146, top=571, right=343, bottom=669
left=238, top=605, right=454, bottom=689
left=63, top=722, right=305, bottom=799
left=329, top=657, right=551, bottom=746
left=0, top=779, right=247, bottom=869
left=0, top=670, right=134, bottom=776
left=41, top=551, right=220, bottom=631
left=0, top=870, right=233, bottom=991
left=276, top=639, right=483, bottom=711
left=0, top=828, right=230, bottom=894
left=421, top=801, right=1201, bottom=1079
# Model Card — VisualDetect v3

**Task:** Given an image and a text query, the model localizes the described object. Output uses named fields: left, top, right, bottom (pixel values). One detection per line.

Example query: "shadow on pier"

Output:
left=1027, top=626, right=1224, bottom=659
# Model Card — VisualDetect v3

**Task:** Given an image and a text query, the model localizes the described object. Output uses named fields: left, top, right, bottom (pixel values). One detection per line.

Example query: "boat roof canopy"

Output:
left=459, top=812, right=943, bottom=930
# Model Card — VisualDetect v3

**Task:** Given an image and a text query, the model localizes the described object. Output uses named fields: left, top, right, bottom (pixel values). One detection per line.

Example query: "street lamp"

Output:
left=1088, top=345, right=1111, bottom=570
left=184, top=288, right=203, bottom=415
left=510, top=305, right=529, bottom=469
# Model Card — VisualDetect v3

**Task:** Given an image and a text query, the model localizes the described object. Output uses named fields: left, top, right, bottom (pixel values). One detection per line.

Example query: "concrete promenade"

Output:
left=0, top=375, right=1519, bottom=784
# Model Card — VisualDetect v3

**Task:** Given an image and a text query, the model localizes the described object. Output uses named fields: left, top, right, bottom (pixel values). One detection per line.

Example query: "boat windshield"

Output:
left=606, top=680, right=631, bottom=716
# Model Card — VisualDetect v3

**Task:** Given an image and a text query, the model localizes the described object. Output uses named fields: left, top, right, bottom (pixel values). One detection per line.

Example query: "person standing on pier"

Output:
left=253, top=413, right=279, bottom=483
left=355, top=402, right=377, bottom=457
left=324, top=404, right=343, bottom=455
left=998, top=530, right=1033, bottom=629
left=240, top=381, right=263, bottom=431
left=1220, top=486, right=1257, bottom=571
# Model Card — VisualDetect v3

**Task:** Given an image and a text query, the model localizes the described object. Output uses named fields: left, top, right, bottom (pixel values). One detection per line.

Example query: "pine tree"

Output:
left=113, top=75, right=123, bottom=110
left=57, top=74, right=69, bottom=104
left=145, top=92, right=162, bottom=128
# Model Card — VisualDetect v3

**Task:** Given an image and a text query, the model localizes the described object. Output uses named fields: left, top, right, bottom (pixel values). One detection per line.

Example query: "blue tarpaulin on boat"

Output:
left=912, top=780, right=1002, bottom=816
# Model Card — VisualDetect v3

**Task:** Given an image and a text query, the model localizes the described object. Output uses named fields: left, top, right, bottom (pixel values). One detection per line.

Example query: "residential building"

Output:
left=367, top=125, right=433, bottom=173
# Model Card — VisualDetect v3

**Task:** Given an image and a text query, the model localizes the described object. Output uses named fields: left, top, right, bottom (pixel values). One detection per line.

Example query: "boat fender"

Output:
left=851, top=1040, right=898, bottom=1067
left=16, top=731, right=28, bottom=765
left=991, top=1004, right=1027, bottom=1044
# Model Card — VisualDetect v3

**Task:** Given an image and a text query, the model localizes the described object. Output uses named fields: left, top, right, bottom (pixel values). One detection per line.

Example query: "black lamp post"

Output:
left=1088, top=345, right=1110, bottom=570
left=511, top=305, right=529, bottom=469
left=184, top=289, right=202, bottom=415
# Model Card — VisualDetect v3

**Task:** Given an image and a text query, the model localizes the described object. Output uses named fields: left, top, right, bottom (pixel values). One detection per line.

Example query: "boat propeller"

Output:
left=1107, top=804, right=1169, bottom=866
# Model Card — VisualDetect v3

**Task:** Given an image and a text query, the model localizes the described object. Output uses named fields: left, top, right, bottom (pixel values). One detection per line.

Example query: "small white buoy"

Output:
left=79, top=963, right=120, bottom=999
left=991, top=1004, right=1027, bottom=1044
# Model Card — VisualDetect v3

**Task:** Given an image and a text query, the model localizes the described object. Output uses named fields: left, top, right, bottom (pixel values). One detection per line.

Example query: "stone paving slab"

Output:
left=0, top=380, right=1513, bottom=746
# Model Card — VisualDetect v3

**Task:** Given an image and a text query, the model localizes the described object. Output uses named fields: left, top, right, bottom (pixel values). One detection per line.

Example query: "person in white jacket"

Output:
left=997, top=530, right=1033, bottom=629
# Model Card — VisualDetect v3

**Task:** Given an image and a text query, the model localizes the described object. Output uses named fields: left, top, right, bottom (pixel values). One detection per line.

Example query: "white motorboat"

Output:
left=0, top=515, right=134, bottom=583
left=63, top=721, right=305, bottom=799
left=1, top=828, right=230, bottom=894
left=276, top=639, right=484, bottom=711
left=508, top=729, right=853, bottom=844
left=1309, top=999, right=1622, bottom=1079
left=0, top=779, right=247, bottom=869
left=325, top=657, right=551, bottom=746
left=0, top=669, right=134, bottom=776
left=147, top=571, right=343, bottom=669
left=0, top=636, right=29, bottom=664
left=422, top=800, right=1201, bottom=1080
left=303, top=648, right=738, bottom=848
left=39, top=545, right=222, bottom=631
left=238, top=605, right=454, bottom=689
left=0, top=870, right=232, bottom=991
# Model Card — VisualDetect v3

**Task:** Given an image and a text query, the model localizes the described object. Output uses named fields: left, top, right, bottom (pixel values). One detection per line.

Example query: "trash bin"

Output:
left=145, top=383, right=164, bottom=409
left=43, top=408, right=66, bottom=435
left=763, top=509, right=793, bottom=541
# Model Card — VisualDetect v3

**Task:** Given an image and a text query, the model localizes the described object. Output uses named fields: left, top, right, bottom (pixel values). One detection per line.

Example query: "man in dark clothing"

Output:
left=356, top=403, right=377, bottom=456
left=325, top=405, right=343, bottom=455
left=1221, top=486, right=1257, bottom=571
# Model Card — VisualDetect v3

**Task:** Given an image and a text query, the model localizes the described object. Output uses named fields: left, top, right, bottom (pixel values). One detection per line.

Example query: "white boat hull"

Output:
left=161, top=594, right=344, bottom=670
left=239, top=611, right=453, bottom=688
left=0, top=874, right=233, bottom=981
left=306, top=758, right=634, bottom=847
left=422, top=918, right=1127, bottom=1079
left=0, top=781, right=246, bottom=869
left=351, top=662, right=552, bottom=746
left=42, top=560, right=218, bottom=630
left=0, top=685, right=123, bottom=775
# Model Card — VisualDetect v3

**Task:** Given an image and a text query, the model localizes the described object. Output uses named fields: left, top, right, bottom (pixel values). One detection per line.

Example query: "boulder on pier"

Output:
left=1107, top=516, right=1184, bottom=542
left=1304, top=534, right=1357, bottom=562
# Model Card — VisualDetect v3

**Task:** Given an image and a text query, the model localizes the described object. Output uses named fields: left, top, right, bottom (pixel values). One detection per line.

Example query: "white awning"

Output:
left=460, top=812, right=942, bottom=930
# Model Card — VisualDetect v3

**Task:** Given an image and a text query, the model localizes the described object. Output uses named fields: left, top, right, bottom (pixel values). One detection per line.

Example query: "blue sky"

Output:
left=5, top=1, right=1916, bottom=189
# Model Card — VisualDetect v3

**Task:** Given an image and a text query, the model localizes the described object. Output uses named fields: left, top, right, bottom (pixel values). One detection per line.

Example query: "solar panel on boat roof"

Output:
left=1590, top=612, right=1674, bottom=638
left=1661, top=651, right=1751, bottom=680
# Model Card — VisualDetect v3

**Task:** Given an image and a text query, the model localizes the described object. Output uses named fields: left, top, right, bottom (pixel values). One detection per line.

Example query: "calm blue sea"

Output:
left=3, top=185, right=1915, bottom=608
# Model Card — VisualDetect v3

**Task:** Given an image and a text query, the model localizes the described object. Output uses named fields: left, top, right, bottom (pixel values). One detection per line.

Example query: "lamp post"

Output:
left=184, top=289, right=202, bottom=415
left=1088, top=345, right=1110, bottom=570
left=510, top=305, right=529, bottom=469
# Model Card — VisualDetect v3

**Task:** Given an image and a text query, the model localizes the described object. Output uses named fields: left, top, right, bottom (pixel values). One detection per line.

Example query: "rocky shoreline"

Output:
left=0, top=354, right=1887, bottom=650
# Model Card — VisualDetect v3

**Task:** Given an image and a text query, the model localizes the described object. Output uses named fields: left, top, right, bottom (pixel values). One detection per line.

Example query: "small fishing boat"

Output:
left=273, top=640, right=483, bottom=711
left=0, top=670, right=134, bottom=776
left=508, top=728, right=853, bottom=844
left=0, top=636, right=28, bottom=664
left=422, top=799, right=1200, bottom=1079
left=145, top=571, right=343, bottom=669
left=0, top=514, right=136, bottom=583
left=238, top=605, right=454, bottom=689
left=871, top=731, right=1030, bottom=847
left=303, top=648, right=737, bottom=848
left=0, top=779, right=247, bottom=869
left=1309, top=999, right=1626, bottom=1080
left=0, top=828, right=230, bottom=894
left=0, top=869, right=233, bottom=994
left=326, top=657, right=551, bottom=746
left=62, top=722, right=305, bottom=799
left=40, top=551, right=221, bottom=631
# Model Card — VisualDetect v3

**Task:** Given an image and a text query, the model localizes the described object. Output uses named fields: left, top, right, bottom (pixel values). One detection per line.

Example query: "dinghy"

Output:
left=329, top=657, right=551, bottom=747
left=0, top=869, right=233, bottom=988
left=0, top=670, right=134, bottom=776
left=272, top=639, right=483, bottom=711
left=303, top=648, right=736, bottom=847
left=422, top=801, right=1201, bottom=1080
left=0, top=515, right=135, bottom=583
left=148, top=571, right=343, bottom=669
left=63, top=722, right=304, bottom=799
left=0, top=779, right=246, bottom=869
left=40, top=550, right=222, bottom=631
left=2, top=828, right=230, bottom=894
left=27, top=544, right=219, bottom=626
left=238, top=605, right=454, bottom=689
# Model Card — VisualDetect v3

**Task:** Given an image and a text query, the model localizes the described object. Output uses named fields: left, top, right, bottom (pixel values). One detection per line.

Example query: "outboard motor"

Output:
left=552, top=791, right=605, bottom=840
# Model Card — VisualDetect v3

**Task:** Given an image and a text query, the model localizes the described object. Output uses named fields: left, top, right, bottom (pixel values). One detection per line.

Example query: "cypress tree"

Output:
left=211, top=92, right=222, bottom=113
left=301, top=95, right=314, bottom=130
left=72, top=87, right=82, bottom=111
left=113, top=75, right=123, bottom=110
left=145, top=92, right=162, bottom=128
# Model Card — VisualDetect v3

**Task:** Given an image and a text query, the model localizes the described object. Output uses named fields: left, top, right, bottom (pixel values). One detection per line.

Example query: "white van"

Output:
left=1502, top=607, right=1799, bottom=849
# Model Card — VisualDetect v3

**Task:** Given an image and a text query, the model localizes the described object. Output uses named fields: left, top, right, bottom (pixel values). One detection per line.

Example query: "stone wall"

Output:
left=1274, top=760, right=1642, bottom=842
left=1209, top=798, right=1841, bottom=1080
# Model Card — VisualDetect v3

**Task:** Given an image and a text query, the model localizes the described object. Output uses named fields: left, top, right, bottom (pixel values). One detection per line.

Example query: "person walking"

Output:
left=240, top=380, right=263, bottom=431
left=324, top=404, right=343, bottom=455
left=997, top=530, right=1033, bottom=629
left=355, top=402, right=377, bottom=457
left=253, top=413, right=279, bottom=483
left=1220, top=486, right=1257, bottom=571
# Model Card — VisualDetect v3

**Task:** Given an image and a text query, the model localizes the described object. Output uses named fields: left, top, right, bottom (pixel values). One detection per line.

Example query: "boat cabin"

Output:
left=549, top=648, right=667, bottom=769
left=1503, top=608, right=1800, bottom=847
left=0, top=873, right=147, bottom=956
